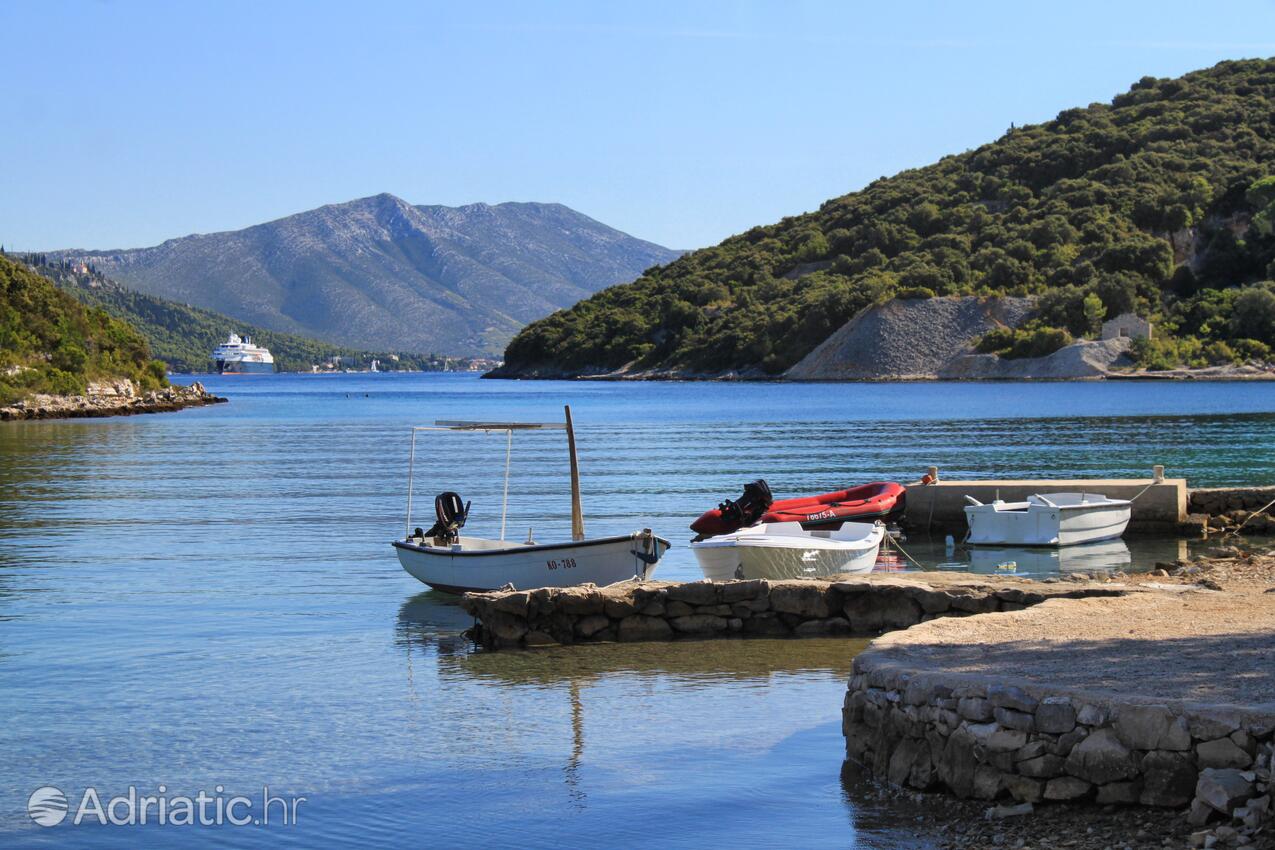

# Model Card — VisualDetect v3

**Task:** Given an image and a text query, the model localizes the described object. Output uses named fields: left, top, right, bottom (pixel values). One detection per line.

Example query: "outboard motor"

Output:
left=425, top=491, right=470, bottom=545
left=718, top=479, right=773, bottom=529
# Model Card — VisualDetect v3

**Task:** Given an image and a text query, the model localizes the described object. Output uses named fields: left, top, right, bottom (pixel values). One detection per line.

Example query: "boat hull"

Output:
left=691, top=482, right=905, bottom=537
left=392, top=532, right=670, bottom=593
left=965, top=502, right=1132, bottom=546
left=214, top=359, right=275, bottom=374
left=691, top=522, right=884, bottom=581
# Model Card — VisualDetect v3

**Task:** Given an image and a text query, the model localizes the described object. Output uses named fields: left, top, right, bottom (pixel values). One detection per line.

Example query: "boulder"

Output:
left=987, top=684, right=1038, bottom=713
left=1065, top=728, right=1138, bottom=785
left=968, top=722, right=1027, bottom=753
left=617, top=615, right=674, bottom=642
left=574, top=614, right=610, bottom=637
left=523, top=630, right=557, bottom=647
left=1018, top=754, right=1066, bottom=779
left=719, top=579, right=767, bottom=603
left=842, top=589, right=921, bottom=631
left=665, top=600, right=694, bottom=617
left=742, top=612, right=790, bottom=636
left=939, top=726, right=978, bottom=797
left=1035, top=697, right=1077, bottom=735
left=1195, top=768, right=1256, bottom=814
left=555, top=588, right=604, bottom=615
left=1004, top=774, right=1044, bottom=803
left=1139, top=750, right=1197, bottom=807
left=602, top=595, right=639, bottom=618
left=665, top=581, right=719, bottom=605
left=1096, top=780, right=1143, bottom=805
left=491, top=591, right=531, bottom=617
left=1197, top=737, right=1252, bottom=770
left=1114, top=704, right=1190, bottom=751
left=769, top=582, right=832, bottom=618
left=1044, top=776, right=1092, bottom=801
left=669, top=614, right=729, bottom=634
left=794, top=617, right=849, bottom=636
left=483, top=611, right=528, bottom=643
left=958, top=697, right=993, bottom=722
left=993, top=706, right=1035, bottom=732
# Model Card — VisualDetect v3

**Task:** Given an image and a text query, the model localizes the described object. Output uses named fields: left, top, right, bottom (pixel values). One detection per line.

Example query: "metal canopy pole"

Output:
left=500, top=429, right=512, bottom=541
left=565, top=404, right=585, bottom=541
left=405, top=428, right=417, bottom=539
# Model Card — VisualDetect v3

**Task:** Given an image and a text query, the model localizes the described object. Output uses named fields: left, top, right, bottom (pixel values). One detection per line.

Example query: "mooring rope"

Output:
left=882, top=535, right=930, bottom=571
left=1225, top=495, right=1275, bottom=537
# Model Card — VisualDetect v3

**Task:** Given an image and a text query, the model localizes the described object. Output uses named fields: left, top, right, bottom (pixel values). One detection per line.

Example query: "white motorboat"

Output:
left=963, top=492, right=1131, bottom=546
left=691, top=521, right=885, bottom=581
left=391, top=406, right=671, bottom=594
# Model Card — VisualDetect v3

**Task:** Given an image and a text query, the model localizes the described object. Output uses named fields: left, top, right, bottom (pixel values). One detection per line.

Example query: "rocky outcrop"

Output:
left=0, top=380, right=225, bottom=421
left=785, top=296, right=1036, bottom=381
left=457, top=575, right=1128, bottom=650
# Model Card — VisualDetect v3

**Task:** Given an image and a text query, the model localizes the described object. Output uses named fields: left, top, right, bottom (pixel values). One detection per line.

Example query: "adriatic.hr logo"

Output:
left=26, top=784, right=305, bottom=827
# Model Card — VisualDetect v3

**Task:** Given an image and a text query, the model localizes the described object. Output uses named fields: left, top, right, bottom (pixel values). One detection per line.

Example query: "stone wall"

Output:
left=457, top=576, right=1126, bottom=650
left=1187, top=487, right=1275, bottom=534
left=843, top=663, right=1274, bottom=836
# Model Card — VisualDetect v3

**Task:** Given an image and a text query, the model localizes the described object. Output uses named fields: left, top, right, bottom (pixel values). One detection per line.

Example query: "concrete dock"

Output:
left=903, top=475, right=1187, bottom=533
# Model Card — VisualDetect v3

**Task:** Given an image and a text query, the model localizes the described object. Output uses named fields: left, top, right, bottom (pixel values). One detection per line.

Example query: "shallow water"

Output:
left=2, top=374, right=1274, bottom=846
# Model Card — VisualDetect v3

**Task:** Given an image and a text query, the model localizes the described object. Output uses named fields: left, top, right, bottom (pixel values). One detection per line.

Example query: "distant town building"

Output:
left=1101, top=313, right=1152, bottom=341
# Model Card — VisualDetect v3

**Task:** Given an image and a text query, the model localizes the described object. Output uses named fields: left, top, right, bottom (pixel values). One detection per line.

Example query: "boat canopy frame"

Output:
left=404, top=406, right=585, bottom=543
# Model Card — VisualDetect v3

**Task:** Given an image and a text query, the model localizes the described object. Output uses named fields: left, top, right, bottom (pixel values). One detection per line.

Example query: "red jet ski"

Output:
left=690, top=480, right=906, bottom=538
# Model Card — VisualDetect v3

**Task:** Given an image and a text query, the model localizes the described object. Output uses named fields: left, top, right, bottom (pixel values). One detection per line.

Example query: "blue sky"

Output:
left=3, top=1, right=1275, bottom=251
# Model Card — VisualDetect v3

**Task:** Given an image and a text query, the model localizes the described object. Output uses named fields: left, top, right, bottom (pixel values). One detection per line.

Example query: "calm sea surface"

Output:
left=3, top=374, right=1275, bottom=847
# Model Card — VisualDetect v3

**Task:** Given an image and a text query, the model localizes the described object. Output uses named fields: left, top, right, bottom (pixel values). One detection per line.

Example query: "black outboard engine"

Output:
left=425, top=491, right=470, bottom=545
left=719, top=479, right=773, bottom=528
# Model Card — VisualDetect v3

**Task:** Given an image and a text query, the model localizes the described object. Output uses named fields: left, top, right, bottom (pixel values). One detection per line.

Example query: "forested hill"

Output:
left=497, top=58, right=1275, bottom=378
left=0, top=255, right=167, bottom=405
left=17, top=255, right=474, bottom=373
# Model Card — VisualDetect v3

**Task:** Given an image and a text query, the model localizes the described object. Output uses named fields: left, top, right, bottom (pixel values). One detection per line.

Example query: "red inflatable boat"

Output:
left=690, top=480, right=906, bottom=538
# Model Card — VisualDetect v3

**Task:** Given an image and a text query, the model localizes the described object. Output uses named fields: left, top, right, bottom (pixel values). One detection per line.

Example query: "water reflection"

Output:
left=966, top=539, right=1133, bottom=574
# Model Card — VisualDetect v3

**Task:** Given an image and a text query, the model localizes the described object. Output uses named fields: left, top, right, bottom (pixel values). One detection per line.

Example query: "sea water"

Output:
left=2, top=374, right=1274, bottom=847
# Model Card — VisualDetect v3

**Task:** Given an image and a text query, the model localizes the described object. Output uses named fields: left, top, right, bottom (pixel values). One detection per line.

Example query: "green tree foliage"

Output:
left=502, top=59, right=1275, bottom=376
left=0, top=255, right=168, bottom=404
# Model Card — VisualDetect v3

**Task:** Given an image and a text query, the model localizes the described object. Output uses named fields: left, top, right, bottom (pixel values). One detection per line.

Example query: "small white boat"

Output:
left=391, top=407, right=671, bottom=594
left=963, top=492, right=1131, bottom=546
left=691, top=521, right=885, bottom=581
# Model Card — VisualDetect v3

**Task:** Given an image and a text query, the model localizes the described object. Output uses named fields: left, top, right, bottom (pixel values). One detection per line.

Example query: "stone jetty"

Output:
left=843, top=566, right=1275, bottom=846
left=458, top=573, right=1127, bottom=650
left=0, top=379, right=226, bottom=421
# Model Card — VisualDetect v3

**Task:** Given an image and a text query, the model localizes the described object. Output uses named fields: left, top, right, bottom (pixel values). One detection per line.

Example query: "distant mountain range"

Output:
left=47, top=194, right=681, bottom=356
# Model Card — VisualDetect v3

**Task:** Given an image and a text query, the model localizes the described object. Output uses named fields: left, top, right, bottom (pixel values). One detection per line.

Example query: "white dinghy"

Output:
left=391, top=406, right=670, bottom=594
left=963, top=492, right=1131, bottom=547
left=691, top=521, right=885, bottom=581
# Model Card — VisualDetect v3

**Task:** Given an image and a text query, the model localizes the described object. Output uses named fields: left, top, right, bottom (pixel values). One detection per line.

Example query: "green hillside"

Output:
left=500, top=58, right=1275, bottom=377
left=16, top=255, right=470, bottom=373
left=0, top=254, right=167, bottom=405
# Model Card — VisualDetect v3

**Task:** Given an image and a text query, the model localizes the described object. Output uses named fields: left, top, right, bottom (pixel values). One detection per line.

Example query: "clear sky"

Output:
left=3, top=0, right=1275, bottom=252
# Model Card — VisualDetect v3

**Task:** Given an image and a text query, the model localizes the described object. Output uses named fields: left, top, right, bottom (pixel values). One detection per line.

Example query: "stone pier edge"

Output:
left=843, top=607, right=1275, bottom=827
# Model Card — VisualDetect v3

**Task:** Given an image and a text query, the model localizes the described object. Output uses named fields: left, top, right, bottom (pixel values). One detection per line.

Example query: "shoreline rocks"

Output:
left=0, top=380, right=226, bottom=421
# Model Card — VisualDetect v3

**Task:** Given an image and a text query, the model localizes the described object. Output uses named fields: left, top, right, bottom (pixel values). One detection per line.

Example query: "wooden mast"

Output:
left=564, top=404, right=585, bottom=541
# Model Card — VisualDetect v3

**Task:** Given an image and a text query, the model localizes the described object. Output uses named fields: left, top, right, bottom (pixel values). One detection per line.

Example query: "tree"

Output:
left=1082, top=292, right=1107, bottom=335
left=1230, top=286, right=1275, bottom=344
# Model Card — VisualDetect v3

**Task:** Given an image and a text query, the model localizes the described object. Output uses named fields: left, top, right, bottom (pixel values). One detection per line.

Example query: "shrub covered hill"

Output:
left=498, top=58, right=1275, bottom=378
left=0, top=254, right=167, bottom=405
left=15, top=255, right=476, bottom=373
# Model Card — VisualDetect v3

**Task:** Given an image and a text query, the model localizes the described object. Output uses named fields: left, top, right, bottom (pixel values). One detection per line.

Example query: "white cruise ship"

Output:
left=211, top=333, right=275, bottom=374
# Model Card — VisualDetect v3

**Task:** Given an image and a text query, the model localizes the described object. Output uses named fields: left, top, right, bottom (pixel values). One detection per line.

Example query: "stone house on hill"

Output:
left=1102, top=313, right=1153, bottom=341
